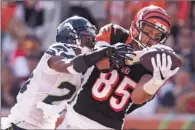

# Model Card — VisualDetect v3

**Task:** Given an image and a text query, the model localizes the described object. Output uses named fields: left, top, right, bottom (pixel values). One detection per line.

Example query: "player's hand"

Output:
left=96, top=43, right=136, bottom=72
left=110, top=43, right=135, bottom=60
left=109, top=43, right=136, bottom=69
left=151, top=53, right=179, bottom=86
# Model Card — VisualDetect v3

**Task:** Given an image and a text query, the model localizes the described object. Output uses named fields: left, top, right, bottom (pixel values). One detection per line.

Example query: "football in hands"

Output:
left=140, top=45, right=182, bottom=72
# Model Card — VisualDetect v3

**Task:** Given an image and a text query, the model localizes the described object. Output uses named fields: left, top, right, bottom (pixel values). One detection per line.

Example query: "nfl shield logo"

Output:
left=121, top=67, right=130, bottom=74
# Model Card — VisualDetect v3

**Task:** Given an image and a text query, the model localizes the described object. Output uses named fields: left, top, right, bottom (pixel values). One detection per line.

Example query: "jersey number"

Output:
left=92, top=70, right=136, bottom=112
left=19, top=73, right=76, bottom=105
left=43, top=82, right=76, bottom=105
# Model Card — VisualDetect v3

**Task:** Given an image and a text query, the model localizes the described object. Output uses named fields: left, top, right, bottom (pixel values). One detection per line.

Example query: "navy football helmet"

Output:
left=56, top=16, right=97, bottom=48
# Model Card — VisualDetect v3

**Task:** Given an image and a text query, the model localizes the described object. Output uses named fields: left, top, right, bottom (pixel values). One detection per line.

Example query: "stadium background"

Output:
left=1, top=0, right=195, bottom=129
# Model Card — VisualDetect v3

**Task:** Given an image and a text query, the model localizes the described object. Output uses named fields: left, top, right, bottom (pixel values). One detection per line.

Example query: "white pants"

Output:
left=1, top=114, right=57, bottom=129
left=57, top=106, right=114, bottom=129
left=1, top=117, right=40, bottom=130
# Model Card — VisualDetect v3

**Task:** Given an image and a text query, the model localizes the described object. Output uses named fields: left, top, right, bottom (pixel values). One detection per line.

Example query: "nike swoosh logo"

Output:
left=159, top=68, right=165, bottom=80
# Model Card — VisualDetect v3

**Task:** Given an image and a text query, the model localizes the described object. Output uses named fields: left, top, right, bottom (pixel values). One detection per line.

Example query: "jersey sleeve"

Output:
left=45, top=43, right=76, bottom=60
left=96, top=23, right=131, bottom=45
left=44, top=43, right=76, bottom=74
left=126, top=96, right=155, bottom=114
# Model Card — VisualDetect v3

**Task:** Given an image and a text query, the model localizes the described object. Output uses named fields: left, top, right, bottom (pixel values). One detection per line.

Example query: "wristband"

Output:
left=143, top=78, right=163, bottom=95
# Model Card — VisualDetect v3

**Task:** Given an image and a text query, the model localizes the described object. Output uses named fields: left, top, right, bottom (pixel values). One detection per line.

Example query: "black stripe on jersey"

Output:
left=60, top=52, right=75, bottom=59
left=19, top=72, right=34, bottom=93
left=110, top=24, right=129, bottom=44
left=45, top=44, right=75, bottom=59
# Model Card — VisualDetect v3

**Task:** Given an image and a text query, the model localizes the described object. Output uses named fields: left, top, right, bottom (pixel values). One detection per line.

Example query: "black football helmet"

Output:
left=56, top=16, right=98, bottom=49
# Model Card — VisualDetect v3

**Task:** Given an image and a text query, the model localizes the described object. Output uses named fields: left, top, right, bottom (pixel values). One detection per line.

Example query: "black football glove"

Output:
left=103, top=43, right=136, bottom=72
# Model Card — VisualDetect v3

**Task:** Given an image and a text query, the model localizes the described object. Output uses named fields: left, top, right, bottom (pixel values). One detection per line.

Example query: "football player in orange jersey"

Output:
left=57, top=5, right=179, bottom=130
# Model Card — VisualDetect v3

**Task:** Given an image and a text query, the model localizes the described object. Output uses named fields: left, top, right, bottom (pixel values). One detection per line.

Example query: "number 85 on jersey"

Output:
left=92, top=70, right=136, bottom=112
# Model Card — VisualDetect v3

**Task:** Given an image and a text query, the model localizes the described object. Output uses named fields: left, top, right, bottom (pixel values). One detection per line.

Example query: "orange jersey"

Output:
left=96, top=23, right=132, bottom=45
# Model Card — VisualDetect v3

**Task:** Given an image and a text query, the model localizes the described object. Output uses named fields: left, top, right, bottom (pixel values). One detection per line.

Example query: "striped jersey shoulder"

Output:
left=45, top=42, right=76, bottom=59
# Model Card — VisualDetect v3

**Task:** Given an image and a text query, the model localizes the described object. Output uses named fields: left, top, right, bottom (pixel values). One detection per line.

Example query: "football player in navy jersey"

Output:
left=1, top=16, right=132, bottom=130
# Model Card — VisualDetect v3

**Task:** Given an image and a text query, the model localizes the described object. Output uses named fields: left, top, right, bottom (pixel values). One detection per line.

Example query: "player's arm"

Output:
left=131, top=54, right=179, bottom=104
left=47, top=43, right=134, bottom=74
left=131, top=74, right=153, bottom=104
left=48, top=46, right=115, bottom=74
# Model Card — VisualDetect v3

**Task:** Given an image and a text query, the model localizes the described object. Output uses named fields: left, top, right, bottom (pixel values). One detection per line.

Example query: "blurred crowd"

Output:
left=1, top=0, right=195, bottom=115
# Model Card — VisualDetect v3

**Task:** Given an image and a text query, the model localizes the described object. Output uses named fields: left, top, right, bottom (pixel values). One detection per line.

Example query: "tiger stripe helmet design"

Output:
left=130, top=5, right=171, bottom=48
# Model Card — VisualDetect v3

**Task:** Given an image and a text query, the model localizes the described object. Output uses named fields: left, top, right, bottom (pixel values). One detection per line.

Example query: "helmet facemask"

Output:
left=134, top=20, right=169, bottom=49
left=75, top=26, right=97, bottom=49
left=59, top=25, right=97, bottom=53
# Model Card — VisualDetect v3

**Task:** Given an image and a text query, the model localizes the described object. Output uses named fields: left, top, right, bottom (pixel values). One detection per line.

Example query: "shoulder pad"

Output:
left=96, top=23, right=130, bottom=45
left=45, top=43, right=76, bottom=59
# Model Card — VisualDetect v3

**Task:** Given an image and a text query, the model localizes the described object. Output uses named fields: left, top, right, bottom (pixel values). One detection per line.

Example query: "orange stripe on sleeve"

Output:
left=95, top=24, right=113, bottom=44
